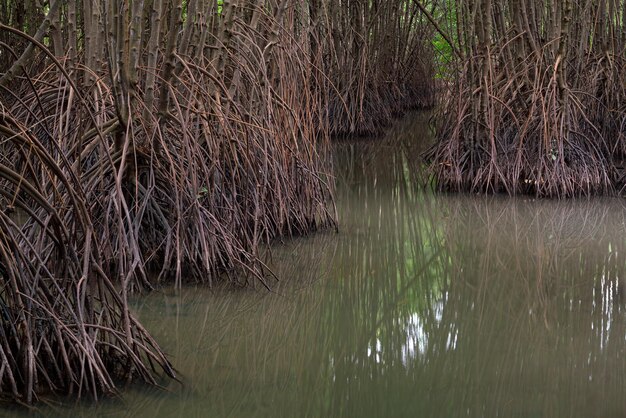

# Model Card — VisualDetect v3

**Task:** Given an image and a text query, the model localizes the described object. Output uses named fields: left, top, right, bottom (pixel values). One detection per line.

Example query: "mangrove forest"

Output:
left=1, top=0, right=626, bottom=415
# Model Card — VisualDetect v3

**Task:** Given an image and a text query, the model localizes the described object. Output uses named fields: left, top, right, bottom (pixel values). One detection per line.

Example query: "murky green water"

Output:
left=36, top=113, right=626, bottom=416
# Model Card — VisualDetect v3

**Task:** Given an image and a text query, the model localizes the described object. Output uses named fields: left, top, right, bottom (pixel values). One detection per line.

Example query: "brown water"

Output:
left=33, top=113, right=626, bottom=417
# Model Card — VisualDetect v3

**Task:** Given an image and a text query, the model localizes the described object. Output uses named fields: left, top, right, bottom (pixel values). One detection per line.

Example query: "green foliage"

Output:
left=428, top=0, right=458, bottom=80
left=432, top=33, right=453, bottom=79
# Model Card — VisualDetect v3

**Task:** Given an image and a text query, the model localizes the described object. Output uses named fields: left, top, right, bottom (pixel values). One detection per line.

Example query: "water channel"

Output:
left=35, top=113, right=626, bottom=417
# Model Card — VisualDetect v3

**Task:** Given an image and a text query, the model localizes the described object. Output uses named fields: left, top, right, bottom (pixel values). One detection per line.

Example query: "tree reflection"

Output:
left=323, top=122, right=626, bottom=416
left=51, top=114, right=626, bottom=417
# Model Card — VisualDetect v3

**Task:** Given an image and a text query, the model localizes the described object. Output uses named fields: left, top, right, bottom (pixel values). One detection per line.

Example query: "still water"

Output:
left=42, top=114, right=626, bottom=416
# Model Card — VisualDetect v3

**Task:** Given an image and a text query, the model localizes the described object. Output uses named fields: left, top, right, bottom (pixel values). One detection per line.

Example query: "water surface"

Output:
left=41, top=113, right=626, bottom=417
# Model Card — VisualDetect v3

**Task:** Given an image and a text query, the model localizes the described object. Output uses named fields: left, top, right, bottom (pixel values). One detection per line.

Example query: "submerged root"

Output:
left=425, top=0, right=626, bottom=197
left=0, top=0, right=436, bottom=404
left=427, top=59, right=619, bottom=197
left=0, top=110, right=175, bottom=404
left=427, top=118, right=614, bottom=197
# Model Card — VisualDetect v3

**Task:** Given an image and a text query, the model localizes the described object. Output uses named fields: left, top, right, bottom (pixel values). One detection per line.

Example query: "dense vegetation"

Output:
left=6, top=0, right=626, bottom=407
left=427, top=0, right=626, bottom=196
left=0, top=0, right=434, bottom=404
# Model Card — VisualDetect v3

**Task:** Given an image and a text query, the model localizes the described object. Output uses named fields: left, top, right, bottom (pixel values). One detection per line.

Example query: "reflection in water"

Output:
left=424, top=196, right=626, bottom=417
left=31, top=113, right=626, bottom=417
